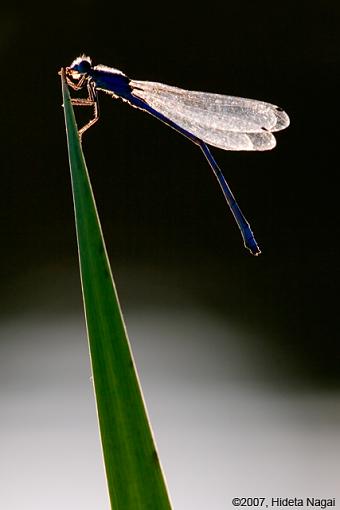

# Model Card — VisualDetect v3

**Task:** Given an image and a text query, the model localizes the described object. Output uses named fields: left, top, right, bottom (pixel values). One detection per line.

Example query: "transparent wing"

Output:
left=130, top=80, right=289, bottom=151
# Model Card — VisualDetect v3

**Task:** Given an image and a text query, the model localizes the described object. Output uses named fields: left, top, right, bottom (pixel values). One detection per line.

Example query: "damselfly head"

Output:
left=69, top=55, right=92, bottom=75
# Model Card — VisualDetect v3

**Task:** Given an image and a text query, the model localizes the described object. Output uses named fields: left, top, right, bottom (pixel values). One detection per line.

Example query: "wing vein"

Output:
left=131, top=80, right=289, bottom=151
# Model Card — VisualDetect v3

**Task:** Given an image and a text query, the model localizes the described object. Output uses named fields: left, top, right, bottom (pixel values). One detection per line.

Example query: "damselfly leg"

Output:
left=64, top=68, right=100, bottom=139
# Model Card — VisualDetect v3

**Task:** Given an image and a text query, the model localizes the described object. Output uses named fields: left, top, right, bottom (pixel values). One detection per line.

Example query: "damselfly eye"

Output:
left=71, top=59, right=91, bottom=74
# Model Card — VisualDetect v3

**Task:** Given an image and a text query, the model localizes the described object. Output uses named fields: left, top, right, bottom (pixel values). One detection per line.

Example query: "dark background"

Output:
left=2, top=0, right=339, bottom=383
left=1, top=1, right=340, bottom=508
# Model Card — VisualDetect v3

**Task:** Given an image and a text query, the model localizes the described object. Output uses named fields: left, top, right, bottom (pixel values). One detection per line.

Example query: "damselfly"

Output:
left=63, top=56, right=290, bottom=255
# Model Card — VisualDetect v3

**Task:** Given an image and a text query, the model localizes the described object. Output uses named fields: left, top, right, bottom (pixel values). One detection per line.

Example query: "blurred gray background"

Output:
left=1, top=1, right=340, bottom=508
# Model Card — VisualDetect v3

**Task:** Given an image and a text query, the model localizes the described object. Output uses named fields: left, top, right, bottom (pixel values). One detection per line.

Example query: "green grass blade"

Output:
left=61, top=71, right=173, bottom=510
